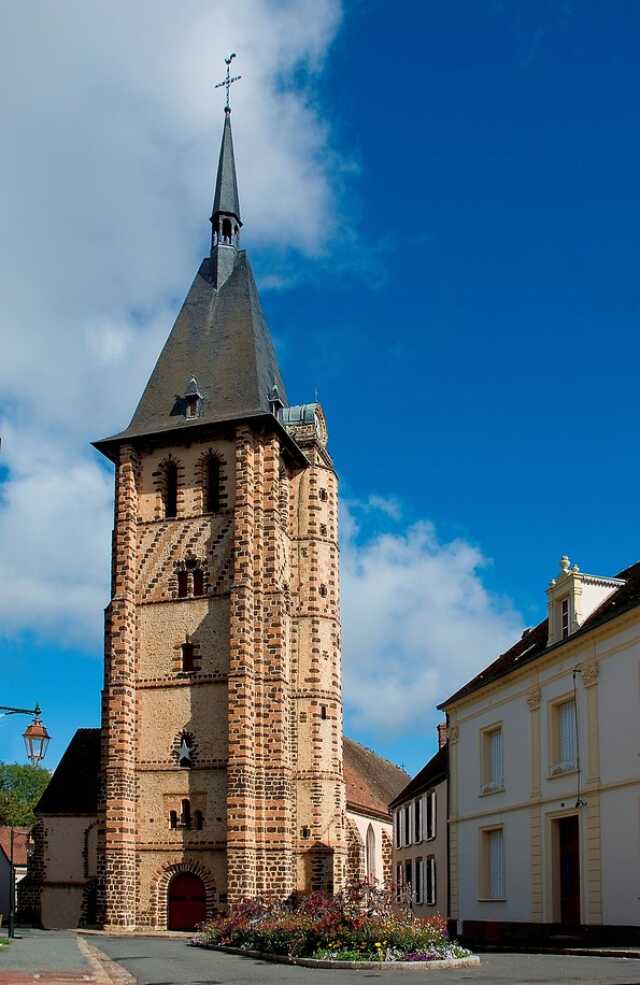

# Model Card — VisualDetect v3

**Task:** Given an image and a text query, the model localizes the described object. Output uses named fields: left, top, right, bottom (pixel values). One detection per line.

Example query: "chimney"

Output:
left=437, top=722, right=448, bottom=749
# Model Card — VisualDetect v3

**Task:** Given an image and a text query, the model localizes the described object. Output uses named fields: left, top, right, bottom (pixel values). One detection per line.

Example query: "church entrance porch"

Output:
left=167, top=872, right=207, bottom=931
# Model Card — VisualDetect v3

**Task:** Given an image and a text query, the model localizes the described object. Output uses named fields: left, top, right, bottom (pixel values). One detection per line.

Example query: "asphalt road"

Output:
left=95, top=935, right=640, bottom=985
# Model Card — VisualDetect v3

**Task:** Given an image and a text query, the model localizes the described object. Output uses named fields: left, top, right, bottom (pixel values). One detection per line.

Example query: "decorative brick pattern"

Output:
left=99, top=421, right=346, bottom=926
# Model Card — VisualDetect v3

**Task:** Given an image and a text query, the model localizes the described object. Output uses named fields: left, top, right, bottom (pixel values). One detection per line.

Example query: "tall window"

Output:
left=394, top=810, right=401, bottom=849
left=413, top=797, right=422, bottom=842
left=177, top=570, right=188, bottom=598
left=560, top=597, right=570, bottom=639
left=403, top=805, right=410, bottom=846
left=164, top=461, right=178, bottom=518
left=553, top=698, right=577, bottom=771
left=181, top=642, right=194, bottom=672
left=193, top=569, right=204, bottom=597
left=482, top=827, right=505, bottom=899
left=425, top=856, right=436, bottom=905
left=205, top=456, right=221, bottom=513
left=194, top=810, right=204, bottom=830
left=482, top=725, right=504, bottom=793
left=366, top=824, right=376, bottom=880
left=414, top=857, right=423, bottom=904
left=425, top=790, right=436, bottom=840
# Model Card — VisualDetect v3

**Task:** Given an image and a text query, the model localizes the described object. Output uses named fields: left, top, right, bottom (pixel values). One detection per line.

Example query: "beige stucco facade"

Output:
left=445, top=558, right=640, bottom=943
left=391, top=776, right=448, bottom=917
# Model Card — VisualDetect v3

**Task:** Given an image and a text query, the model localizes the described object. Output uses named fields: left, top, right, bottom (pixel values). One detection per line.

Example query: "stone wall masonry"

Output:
left=101, top=443, right=140, bottom=928
left=99, top=414, right=347, bottom=926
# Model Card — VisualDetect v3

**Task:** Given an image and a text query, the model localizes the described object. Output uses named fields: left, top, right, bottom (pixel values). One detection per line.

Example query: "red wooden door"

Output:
left=559, top=816, right=580, bottom=927
left=168, top=873, right=207, bottom=930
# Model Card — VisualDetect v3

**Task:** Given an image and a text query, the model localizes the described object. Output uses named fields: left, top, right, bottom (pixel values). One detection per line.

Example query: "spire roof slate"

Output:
left=94, top=251, right=289, bottom=454
left=211, top=111, right=241, bottom=223
left=94, top=109, right=295, bottom=459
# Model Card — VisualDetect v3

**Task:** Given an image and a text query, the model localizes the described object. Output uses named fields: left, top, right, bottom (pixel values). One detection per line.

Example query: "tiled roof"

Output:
left=389, top=745, right=448, bottom=809
left=440, top=560, right=640, bottom=709
left=344, top=737, right=409, bottom=819
left=35, top=728, right=101, bottom=815
left=0, top=827, right=30, bottom=866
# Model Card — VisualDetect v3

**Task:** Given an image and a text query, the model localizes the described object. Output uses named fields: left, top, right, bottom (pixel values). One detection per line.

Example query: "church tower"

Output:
left=94, top=100, right=345, bottom=929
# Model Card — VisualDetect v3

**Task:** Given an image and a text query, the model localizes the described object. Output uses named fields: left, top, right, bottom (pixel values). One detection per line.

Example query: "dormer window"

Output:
left=546, top=555, right=624, bottom=647
left=183, top=377, right=202, bottom=419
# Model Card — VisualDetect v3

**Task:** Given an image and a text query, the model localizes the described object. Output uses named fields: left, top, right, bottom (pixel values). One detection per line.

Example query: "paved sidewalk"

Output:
left=0, top=929, right=131, bottom=985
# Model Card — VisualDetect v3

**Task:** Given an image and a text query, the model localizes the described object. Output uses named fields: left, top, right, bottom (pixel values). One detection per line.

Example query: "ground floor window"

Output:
left=481, top=826, right=505, bottom=899
left=425, top=856, right=436, bottom=905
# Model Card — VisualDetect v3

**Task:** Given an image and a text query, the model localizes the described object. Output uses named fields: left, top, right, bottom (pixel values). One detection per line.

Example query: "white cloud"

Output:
left=341, top=502, right=523, bottom=736
left=0, top=1, right=343, bottom=642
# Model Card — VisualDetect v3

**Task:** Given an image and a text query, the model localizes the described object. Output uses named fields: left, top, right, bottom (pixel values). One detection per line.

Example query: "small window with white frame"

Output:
left=480, top=826, right=505, bottom=900
left=550, top=696, right=577, bottom=775
left=481, top=724, right=504, bottom=794
left=403, top=805, right=411, bottom=846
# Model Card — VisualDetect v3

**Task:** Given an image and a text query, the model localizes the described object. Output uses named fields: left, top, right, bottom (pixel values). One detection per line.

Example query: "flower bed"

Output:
left=195, top=882, right=473, bottom=964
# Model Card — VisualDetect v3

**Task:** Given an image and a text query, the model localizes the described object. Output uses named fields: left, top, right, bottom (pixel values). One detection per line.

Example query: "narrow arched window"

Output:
left=366, top=823, right=376, bottom=881
left=181, top=799, right=191, bottom=829
left=177, top=570, right=188, bottom=598
left=205, top=456, right=220, bottom=513
left=169, top=810, right=177, bottom=830
left=194, top=810, right=204, bottom=831
left=164, top=461, right=178, bottom=518
left=222, top=217, right=232, bottom=243
left=181, top=642, right=194, bottom=672
left=193, top=569, right=204, bottom=597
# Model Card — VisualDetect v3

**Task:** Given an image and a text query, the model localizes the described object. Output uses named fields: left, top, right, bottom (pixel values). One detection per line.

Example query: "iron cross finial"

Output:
left=214, top=53, right=242, bottom=113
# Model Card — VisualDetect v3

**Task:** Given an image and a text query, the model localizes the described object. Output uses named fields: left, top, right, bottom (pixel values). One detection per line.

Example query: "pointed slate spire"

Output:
left=211, top=110, right=242, bottom=233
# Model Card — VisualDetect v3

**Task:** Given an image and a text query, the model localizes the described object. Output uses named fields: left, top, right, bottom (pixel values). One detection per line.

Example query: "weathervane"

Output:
left=215, top=53, right=241, bottom=112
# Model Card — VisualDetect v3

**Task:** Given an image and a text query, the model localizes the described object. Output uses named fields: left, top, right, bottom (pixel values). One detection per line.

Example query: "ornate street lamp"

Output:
left=0, top=704, right=50, bottom=765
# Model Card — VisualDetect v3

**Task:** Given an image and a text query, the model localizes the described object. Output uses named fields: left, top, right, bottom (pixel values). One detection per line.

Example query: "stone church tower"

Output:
left=93, top=105, right=346, bottom=928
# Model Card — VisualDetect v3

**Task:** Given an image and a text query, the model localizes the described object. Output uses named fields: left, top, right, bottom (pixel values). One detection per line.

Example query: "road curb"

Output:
left=196, top=942, right=481, bottom=971
left=76, top=936, right=137, bottom=985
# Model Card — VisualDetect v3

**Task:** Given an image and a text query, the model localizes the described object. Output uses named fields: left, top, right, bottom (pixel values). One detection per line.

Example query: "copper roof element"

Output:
left=343, top=737, right=409, bottom=819
left=440, top=560, right=640, bottom=709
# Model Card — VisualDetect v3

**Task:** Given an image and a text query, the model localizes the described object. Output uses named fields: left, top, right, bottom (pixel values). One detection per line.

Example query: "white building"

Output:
left=440, top=555, right=640, bottom=946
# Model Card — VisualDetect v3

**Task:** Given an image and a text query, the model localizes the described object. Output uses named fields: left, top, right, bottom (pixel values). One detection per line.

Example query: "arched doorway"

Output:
left=167, top=872, right=207, bottom=930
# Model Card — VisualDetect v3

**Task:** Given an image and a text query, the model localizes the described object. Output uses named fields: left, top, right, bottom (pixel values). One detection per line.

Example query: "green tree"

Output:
left=0, top=764, right=51, bottom=826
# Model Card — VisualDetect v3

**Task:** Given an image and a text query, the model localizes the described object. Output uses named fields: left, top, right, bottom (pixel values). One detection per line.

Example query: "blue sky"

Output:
left=1, top=1, right=639, bottom=776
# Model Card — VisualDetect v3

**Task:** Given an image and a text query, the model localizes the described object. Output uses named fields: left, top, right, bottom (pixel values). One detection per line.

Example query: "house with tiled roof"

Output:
left=439, top=554, right=640, bottom=946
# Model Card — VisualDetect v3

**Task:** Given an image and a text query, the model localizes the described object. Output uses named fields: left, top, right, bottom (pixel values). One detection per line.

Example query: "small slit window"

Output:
left=181, top=643, right=195, bottom=672
left=194, top=810, right=204, bottom=830
left=164, top=461, right=178, bottom=518
left=169, top=810, right=177, bottom=830
left=206, top=456, right=221, bottom=513
left=320, top=705, right=328, bottom=720
left=177, top=570, right=188, bottom=598
left=193, top=569, right=204, bottom=597
left=181, top=799, right=191, bottom=830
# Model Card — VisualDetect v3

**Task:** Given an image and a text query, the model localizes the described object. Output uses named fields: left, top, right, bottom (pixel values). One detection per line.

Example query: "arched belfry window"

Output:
left=205, top=456, right=221, bottom=514
left=366, top=823, right=376, bottom=881
left=164, top=461, right=178, bottom=518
